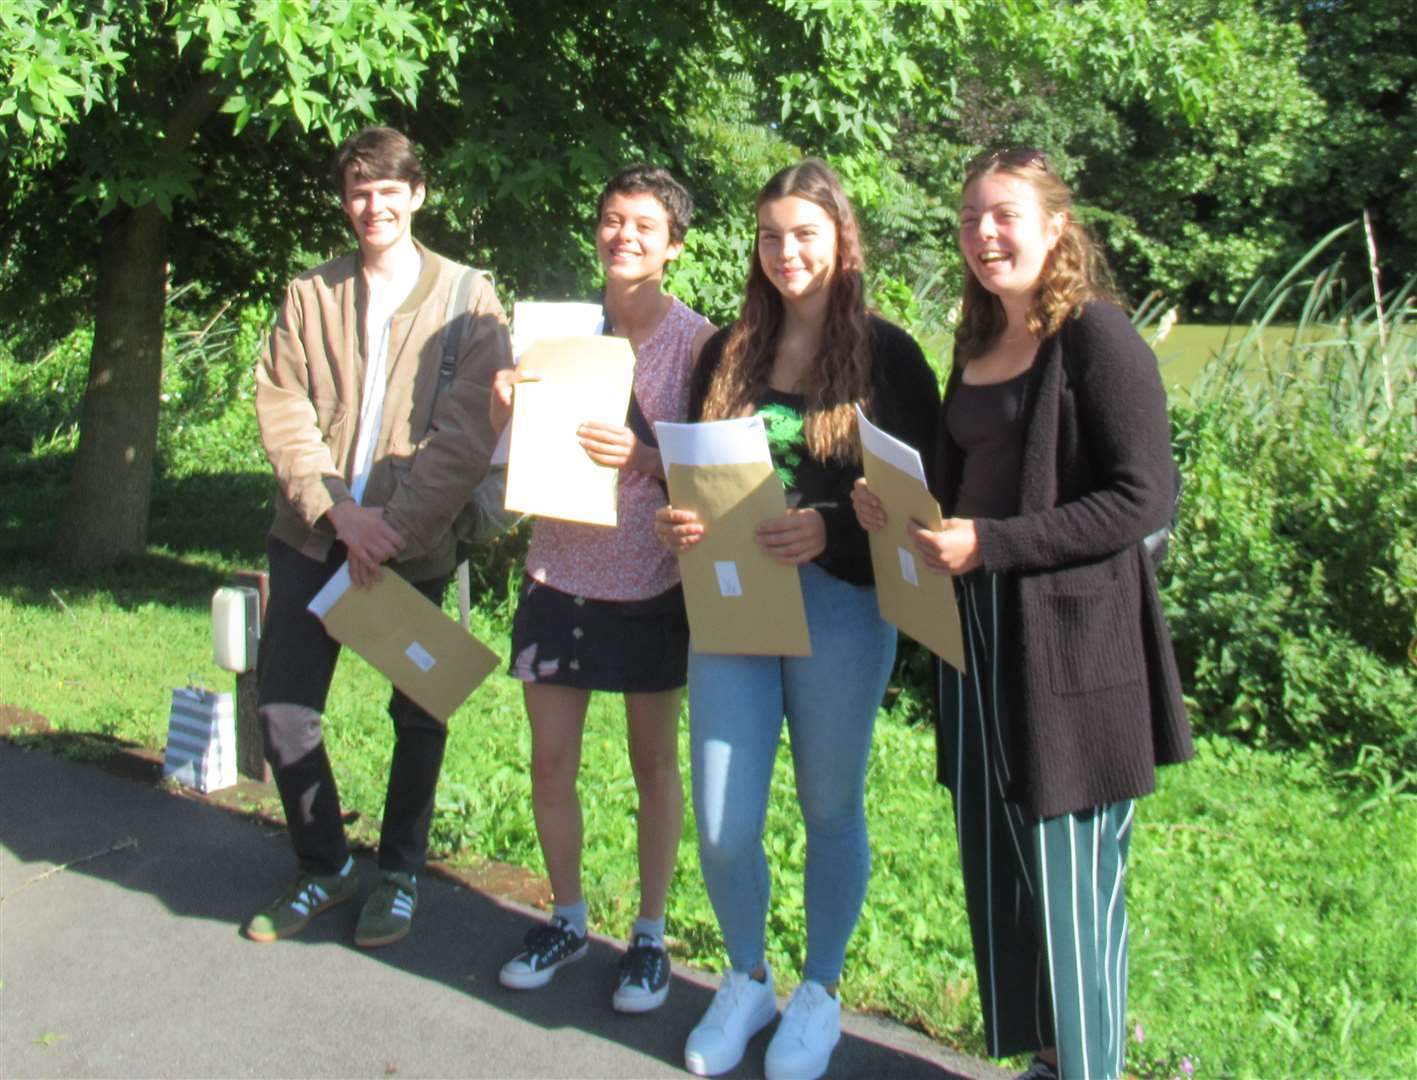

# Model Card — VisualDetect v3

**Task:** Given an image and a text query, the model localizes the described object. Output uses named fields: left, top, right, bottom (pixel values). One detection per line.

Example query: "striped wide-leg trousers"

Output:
left=938, top=570, right=1134, bottom=1080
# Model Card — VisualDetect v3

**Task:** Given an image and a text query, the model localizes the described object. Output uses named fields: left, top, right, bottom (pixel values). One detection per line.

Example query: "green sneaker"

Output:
left=243, top=860, right=357, bottom=943
left=354, top=871, right=418, bottom=948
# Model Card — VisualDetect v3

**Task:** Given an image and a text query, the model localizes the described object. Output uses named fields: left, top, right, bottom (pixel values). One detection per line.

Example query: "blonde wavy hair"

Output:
left=699, top=158, right=872, bottom=463
left=954, top=148, right=1118, bottom=363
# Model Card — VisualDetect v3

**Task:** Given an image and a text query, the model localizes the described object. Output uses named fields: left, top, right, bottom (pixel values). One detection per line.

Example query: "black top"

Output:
left=947, top=369, right=1028, bottom=520
left=689, top=315, right=940, bottom=586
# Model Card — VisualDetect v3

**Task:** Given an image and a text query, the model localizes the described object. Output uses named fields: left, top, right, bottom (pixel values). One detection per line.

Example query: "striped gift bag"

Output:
left=162, top=684, right=236, bottom=793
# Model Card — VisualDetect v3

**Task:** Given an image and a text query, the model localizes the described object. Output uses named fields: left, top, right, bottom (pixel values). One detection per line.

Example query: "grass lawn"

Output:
left=3, top=547, right=1414, bottom=1079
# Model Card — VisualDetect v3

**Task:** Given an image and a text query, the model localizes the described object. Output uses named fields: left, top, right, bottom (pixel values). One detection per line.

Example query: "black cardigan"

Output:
left=690, top=316, right=940, bottom=586
left=934, top=301, right=1192, bottom=818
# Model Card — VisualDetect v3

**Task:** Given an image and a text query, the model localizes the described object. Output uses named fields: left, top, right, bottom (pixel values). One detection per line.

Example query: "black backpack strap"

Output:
left=429, top=266, right=482, bottom=436
left=626, top=392, right=656, bottom=447
left=600, top=302, right=656, bottom=447
left=427, top=264, right=484, bottom=629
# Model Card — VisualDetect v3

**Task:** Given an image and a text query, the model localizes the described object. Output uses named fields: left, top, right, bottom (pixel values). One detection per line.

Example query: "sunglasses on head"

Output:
left=967, top=146, right=1053, bottom=176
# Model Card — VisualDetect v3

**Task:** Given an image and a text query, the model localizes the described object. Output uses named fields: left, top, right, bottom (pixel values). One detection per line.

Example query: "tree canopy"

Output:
left=1, top=0, right=1409, bottom=567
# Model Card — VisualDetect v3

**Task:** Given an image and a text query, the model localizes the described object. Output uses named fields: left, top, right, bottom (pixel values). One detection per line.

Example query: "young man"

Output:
left=246, top=126, right=509, bottom=948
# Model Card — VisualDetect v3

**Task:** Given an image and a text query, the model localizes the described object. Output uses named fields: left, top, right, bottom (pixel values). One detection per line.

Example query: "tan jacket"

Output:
left=255, top=243, right=511, bottom=582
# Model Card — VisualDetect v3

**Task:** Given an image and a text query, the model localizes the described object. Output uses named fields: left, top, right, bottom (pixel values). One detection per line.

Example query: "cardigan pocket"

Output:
left=1038, top=574, right=1145, bottom=696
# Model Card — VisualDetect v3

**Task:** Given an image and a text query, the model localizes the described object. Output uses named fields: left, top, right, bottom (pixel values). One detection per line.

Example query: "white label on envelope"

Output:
left=714, top=561, right=743, bottom=598
left=897, top=547, right=920, bottom=587
left=405, top=641, right=437, bottom=672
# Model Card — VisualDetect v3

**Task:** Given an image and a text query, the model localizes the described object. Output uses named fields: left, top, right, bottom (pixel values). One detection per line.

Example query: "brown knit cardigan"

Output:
left=933, top=300, right=1193, bottom=818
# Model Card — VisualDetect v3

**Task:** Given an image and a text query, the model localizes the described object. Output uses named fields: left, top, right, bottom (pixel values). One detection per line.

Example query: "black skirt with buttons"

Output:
left=507, top=578, right=689, bottom=693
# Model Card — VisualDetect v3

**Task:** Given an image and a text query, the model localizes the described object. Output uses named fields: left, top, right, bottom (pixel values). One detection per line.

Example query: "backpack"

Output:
left=429, top=266, right=525, bottom=626
left=1061, top=312, right=1183, bottom=571
left=1141, top=465, right=1183, bottom=570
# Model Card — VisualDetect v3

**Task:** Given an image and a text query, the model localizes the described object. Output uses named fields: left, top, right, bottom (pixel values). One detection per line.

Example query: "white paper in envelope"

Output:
left=856, top=403, right=928, bottom=482
left=854, top=405, right=966, bottom=672
left=511, top=301, right=605, bottom=360
left=656, top=415, right=773, bottom=468
left=502, top=336, right=635, bottom=526
left=654, top=416, right=810, bottom=656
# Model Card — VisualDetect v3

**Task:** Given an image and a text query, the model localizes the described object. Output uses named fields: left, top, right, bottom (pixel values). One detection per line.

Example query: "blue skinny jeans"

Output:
left=689, top=561, right=896, bottom=985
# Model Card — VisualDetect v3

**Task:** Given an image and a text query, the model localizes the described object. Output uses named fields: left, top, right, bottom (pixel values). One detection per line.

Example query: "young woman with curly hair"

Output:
left=854, top=148, right=1192, bottom=1080
left=657, top=158, right=938, bottom=1080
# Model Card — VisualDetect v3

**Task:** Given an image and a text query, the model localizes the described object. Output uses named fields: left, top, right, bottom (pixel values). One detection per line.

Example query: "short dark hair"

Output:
left=596, top=165, right=694, bottom=243
left=331, top=126, right=426, bottom=198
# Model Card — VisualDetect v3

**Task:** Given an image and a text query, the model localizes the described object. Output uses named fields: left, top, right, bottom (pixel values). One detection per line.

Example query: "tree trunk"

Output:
left=52, top=203, right=167, bottom=570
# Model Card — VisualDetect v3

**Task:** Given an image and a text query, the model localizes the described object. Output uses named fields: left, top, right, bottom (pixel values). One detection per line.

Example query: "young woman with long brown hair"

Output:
left=854, top=148, right=1192, bottom=1080
left=657, top=158, right=938, bottom=1080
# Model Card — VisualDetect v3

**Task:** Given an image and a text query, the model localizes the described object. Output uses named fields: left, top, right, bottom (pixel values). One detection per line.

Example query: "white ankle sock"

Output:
left=554, top=899, right=588, bottom=937
left=631, top=915, right=665, bottom=945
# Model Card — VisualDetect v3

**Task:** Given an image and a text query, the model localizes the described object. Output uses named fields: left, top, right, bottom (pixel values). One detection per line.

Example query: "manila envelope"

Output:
left=503, top=335, right=635, bottom=527
left=308, top=565, right=501, bottom=722
left=861, top=446, right=967, bottom=673
left=666, top=461, right=811, bottom=657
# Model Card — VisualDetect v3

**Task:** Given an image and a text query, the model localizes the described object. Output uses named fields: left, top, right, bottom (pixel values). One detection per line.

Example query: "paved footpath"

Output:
left=0, top=738, right=1008, bottom=1080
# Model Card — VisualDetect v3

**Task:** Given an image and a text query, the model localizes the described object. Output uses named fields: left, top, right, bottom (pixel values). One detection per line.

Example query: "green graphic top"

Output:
left=759, top=400, right=805, bottom=493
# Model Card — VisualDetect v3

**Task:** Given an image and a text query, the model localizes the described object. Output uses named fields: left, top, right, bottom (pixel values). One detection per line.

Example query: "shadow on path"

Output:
left=0, top=735, right=1005, bottom=1080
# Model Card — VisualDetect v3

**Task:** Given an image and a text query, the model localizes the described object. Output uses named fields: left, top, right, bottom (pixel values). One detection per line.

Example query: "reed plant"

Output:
left=1162, top=227, right=1417, bottom=794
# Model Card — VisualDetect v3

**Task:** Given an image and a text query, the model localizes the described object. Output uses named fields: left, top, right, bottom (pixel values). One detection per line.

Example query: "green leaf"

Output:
left=291, top=87, right=310, bottom=129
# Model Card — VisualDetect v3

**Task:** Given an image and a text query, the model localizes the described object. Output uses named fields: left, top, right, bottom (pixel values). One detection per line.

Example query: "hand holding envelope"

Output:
left=655, top=416, right=812, bottom=656
left=904, top=518, right=983, bottom=575
left=307, top=564, right=501, bottom=722
left=852, top=481, right=979, bottom=573
left=854, top=405, right=966, bottom=673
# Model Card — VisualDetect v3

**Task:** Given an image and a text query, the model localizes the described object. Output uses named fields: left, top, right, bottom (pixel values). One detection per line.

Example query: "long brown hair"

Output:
left=954, top=148, right=1117, bottom=362
left=700, top=158, right=872, bottom=463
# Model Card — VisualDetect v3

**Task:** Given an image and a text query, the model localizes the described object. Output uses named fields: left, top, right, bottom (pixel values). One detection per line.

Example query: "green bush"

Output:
left=1161, top=258, right=1417, bottom=790
left=152, top=290, right=275, bottom=478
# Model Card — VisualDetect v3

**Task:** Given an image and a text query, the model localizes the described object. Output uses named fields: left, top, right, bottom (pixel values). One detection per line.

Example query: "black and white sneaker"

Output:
left=1014, top=1054, right=1060, bottom=1080
left=499, top=916, right=589, bottom=989
left=612, top=933, right=670, bottom=1013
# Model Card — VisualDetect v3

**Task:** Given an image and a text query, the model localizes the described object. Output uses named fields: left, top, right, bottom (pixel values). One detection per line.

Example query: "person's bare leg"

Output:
left=526, top=683, right=592, bottom=906
left=624, top=688, right=684, bottom=921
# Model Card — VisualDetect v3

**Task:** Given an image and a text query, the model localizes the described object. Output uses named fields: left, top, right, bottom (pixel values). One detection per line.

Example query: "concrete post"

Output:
left=233, top=569, right=269, bottom=783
